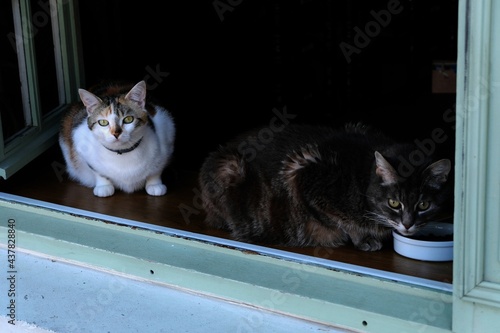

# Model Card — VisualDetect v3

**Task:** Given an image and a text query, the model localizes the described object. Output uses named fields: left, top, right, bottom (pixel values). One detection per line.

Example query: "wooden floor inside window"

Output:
left=0, top=145, right=453, bottom=284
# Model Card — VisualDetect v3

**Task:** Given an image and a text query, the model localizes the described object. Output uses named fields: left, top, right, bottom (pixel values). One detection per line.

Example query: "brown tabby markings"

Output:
left=198, top=123, right=452, bottom=251
left=306, top=219, right=348, bottom=247
left=60, top=104, right=85, bottom=169
left=282, top=144, right=322, bottom=178
left=217, top=157, right=245, bottom=185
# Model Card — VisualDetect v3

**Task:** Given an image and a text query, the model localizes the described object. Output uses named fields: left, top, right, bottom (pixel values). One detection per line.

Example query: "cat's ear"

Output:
left=79, top=89, right=102, bottom=115
left=125, top=81, right=147, bottom=109
left=374, top=151, right=400, bottom=185
left=422, top=159, right=451, bottom=189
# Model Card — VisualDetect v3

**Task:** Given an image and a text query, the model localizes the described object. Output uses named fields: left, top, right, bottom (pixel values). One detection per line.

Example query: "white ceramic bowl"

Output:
left=393, top=221, right=454, bottom=261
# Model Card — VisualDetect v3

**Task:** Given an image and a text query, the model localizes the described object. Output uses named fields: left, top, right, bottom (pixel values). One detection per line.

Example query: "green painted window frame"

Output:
left=452, top=0, right=500, bottom=331
left=0, top=0, right=83, bottom=179
left=0, top=195, right=454, bottom=332
left=1, top=0, right=500, bottom=332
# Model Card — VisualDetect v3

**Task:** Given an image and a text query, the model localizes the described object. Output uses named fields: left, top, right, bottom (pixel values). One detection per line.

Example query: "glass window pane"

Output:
left=0, top=0, right=25, bottom=140
left=30, top=0, right=59, bottom=116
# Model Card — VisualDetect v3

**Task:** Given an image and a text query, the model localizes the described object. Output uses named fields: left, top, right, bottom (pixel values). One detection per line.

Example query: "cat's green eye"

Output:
left=98, top=119, right=109, bottom=126
left=417, top=201, right=430, bottom=211
left=388, top=199, right=401, bottom=209
left=123, top=116, right=134, bottom=124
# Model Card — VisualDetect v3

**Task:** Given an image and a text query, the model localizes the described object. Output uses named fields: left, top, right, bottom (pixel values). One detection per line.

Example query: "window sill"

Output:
left=0, top=193, right=453, bottom=332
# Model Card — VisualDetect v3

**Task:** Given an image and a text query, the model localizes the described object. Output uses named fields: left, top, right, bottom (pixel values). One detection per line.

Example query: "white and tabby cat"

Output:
left=59, top=80, right=175, bottom=197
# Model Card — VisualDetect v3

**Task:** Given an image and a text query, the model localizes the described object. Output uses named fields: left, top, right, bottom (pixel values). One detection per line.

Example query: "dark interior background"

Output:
left=77, top=0, right=458, bottom=172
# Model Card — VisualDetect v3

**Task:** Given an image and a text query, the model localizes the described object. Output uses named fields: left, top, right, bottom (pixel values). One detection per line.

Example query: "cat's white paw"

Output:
left=146, top=184, right=167, bottom=196
left=93, top=185, right=115, bottom=197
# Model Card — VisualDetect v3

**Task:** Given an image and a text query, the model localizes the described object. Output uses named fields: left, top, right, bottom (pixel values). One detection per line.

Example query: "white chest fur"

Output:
left=67, top=107, right=175, bottom=195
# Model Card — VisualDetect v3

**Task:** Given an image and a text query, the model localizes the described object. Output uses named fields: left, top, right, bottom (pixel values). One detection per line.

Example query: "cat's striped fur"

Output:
left=198, top=123, right=452, bottom=251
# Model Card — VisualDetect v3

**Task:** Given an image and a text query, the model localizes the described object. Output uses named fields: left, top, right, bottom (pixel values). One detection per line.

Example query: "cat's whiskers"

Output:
left=198, top=122, right=452, bottom=250
left=363, top=210, right=396, bottom=228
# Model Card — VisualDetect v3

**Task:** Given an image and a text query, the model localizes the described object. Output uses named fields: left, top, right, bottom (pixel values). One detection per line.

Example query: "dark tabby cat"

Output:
left=198, top=123, right=452, bottom=251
